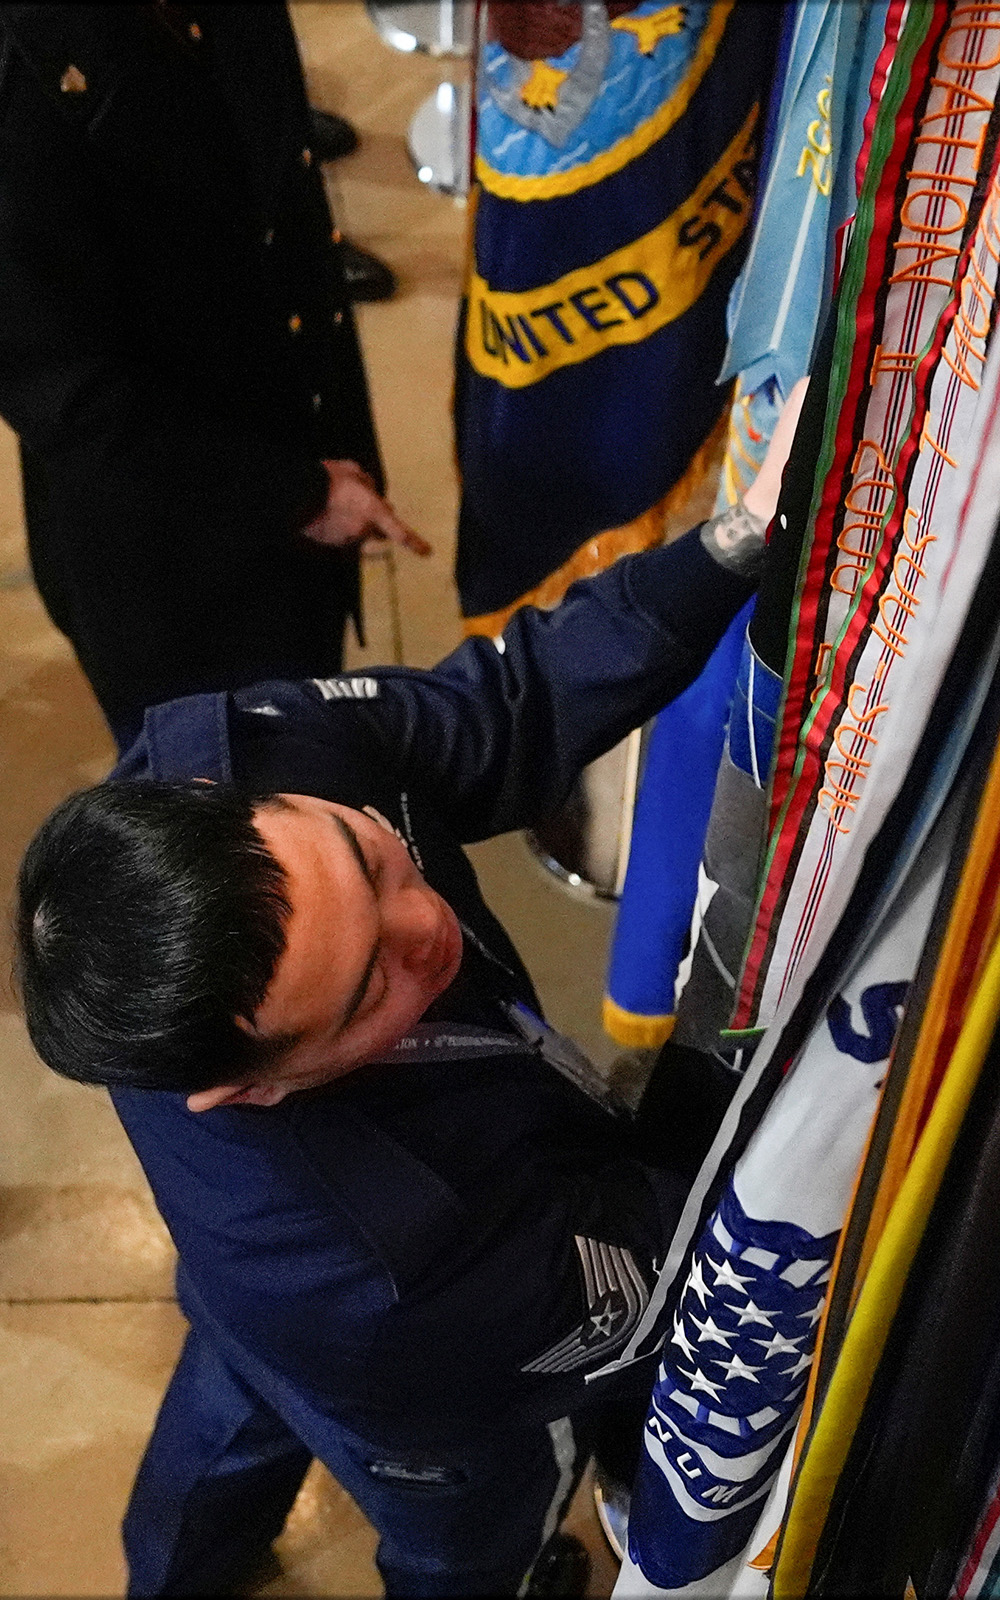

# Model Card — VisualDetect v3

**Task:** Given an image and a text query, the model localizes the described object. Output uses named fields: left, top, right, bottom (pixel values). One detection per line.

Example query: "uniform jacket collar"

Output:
left=112, top=691, right=232, bottom=782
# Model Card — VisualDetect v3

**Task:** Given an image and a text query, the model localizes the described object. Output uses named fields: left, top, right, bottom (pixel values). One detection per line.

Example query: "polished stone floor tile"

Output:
left=0, top=1301, right=186, bottom=1597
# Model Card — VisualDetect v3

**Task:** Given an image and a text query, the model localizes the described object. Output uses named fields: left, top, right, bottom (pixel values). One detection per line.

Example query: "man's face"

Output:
left=187, top=793, right=463, bottom=1110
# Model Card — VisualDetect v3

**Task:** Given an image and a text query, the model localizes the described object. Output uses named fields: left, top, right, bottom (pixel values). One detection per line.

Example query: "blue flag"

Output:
left=455, top=1, right=780, bottom=633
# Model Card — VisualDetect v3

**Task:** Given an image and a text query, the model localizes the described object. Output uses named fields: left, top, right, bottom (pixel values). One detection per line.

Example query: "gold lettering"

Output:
left=797, top=142, right=831, bottom=195
left=923, top=75, right=994, bottom=127
left=981, top=184, right=1000, bottom=263
left=831, top=561, right=868, bottom=597
left=906, top=166, right=976, bottom=187
left=889, top=238, right=961, bottom=288
left=870, top=345, right=921, bottom=381
left=919, top=413, right=959, bottom=466
left=817, top=771, right=858, bottom=832
left=796, top=74, right=833, bottom=195
left=944, top=313, right=987, bottom=389
left=846, top=681, right=890, bottom=727
left=892, top=547, right=928, bottom=605
left=832, top=444, right=896, bottom=591
left=900, top=188, right=969, bottom=238
left=963, top=252, right=994, bottom=335
left=832, top=724, right=874, bottom=770
left=909, top=129, right=985, bottom=158
left=939, top=9, right=1000, bottom=71
left=851, top=439, right=895, bottom=483
left=844, top=479, right=893, bottom=512
left=872, top=607, right=909, bottom=657
left=839, top=518, right=882, bottom=559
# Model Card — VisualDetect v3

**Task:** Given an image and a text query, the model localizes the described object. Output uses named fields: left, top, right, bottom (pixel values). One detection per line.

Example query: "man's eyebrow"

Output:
left=331, top=815, right=379, bottom=1031
left=339, top=940, right=380, bottom=1033
left=333, top=813, right=375, bottom=889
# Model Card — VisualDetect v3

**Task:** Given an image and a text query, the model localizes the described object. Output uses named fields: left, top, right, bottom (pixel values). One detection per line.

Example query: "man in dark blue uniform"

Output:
left=15, top=405, right=798, bottom=1595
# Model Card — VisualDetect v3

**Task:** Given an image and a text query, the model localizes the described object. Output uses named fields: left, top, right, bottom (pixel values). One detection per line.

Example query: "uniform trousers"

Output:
left=122, top=1321, right=626, bottom=1597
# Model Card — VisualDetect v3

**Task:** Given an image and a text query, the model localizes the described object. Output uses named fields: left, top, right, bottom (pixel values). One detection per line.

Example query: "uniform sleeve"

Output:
left=0, top=47, right=328, bottom=552
left=286, top=529, right=756, bottom=840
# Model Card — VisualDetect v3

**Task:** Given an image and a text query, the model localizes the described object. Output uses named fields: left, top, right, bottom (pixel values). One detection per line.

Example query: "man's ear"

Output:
left=186, top=1080, right=289, bottom=1113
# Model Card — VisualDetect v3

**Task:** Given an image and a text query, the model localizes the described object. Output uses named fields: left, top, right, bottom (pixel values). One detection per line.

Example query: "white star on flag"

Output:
left=671, top=1311, right=697, bottom=1361
left=690, top=1311, right=736, bottom=1349
left=713, top=1352, right=763, bottom=1384
left=707, top=1255, right=754, bottom=1295
left=797, top=1301, right=825, bottom=1327
left=679, top=1364, right=726, bottom=1401
left=685, top=1255, right=711, bottom=1308
left=726, top=1298, right=774, bottom=1328
left=782, top=1351, right=814, bottom=1380
left=752, top=1330, right=804, bottom=1360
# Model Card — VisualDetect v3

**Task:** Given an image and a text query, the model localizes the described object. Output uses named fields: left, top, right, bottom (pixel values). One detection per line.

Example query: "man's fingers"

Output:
left=323, top=458, right=377, bottom=492
left=743, top=376, right=811, bottom=525
left=367, top=499, right=432, bottom=556
left=304, top=470, right=433, bottom=554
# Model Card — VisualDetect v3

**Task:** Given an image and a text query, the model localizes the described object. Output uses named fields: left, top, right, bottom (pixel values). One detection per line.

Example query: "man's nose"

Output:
left=391, top=886, right=441, bottom=968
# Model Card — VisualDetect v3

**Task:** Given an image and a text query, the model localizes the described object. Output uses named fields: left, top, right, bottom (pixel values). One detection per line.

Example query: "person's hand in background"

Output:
left=302, top=459, right=432, bottom=555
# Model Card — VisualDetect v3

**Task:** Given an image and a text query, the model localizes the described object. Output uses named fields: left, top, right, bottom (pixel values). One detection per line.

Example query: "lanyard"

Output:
left=373, top=1003, right=628, bottom=1117
left=366, top=921, right=629, bottom=1114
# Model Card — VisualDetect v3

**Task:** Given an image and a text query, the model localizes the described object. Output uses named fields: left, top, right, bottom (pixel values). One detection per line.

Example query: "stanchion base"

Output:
left=408, top=81, right=471, bottom=196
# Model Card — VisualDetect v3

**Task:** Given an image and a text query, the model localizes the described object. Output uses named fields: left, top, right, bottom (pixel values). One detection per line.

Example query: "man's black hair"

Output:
left=16, top=782, right=300, bottom=1094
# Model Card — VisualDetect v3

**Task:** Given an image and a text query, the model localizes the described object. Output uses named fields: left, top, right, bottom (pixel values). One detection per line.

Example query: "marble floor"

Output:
left=0, top=6, right=624, bottom=1594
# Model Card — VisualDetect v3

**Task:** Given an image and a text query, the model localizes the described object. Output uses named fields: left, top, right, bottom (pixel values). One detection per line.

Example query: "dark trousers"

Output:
left=123, top=1326, right=597, bottom=1597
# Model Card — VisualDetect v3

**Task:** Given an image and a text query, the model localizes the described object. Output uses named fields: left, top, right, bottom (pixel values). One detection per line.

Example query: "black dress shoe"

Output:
left=339, top=240, right=397, bottom=303
left=309, top=108, right=359, bottom=162
left=525, top=1533, right=591, bottom=1596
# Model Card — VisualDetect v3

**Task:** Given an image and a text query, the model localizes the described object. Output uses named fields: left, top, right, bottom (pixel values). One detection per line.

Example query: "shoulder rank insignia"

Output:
left=521, top=1235, right=650, bottom=1374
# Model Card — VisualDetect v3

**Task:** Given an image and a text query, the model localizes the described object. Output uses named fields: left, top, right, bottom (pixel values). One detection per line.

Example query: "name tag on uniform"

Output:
left=373, top=1011, right=628, bottom=1116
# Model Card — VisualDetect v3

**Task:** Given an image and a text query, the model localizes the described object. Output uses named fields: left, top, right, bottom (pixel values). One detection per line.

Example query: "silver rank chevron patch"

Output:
left=312, top=676, right=380, bottom=701
left=522, top=1236, right=650, bottom=1375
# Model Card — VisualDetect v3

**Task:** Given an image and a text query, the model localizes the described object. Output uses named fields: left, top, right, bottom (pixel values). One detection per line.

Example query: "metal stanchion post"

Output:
left=366, top=1, right=474, bottom=197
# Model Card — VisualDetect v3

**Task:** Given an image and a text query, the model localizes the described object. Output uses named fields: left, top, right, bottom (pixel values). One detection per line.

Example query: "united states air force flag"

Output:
left=455, top=2, right=780, bottom=634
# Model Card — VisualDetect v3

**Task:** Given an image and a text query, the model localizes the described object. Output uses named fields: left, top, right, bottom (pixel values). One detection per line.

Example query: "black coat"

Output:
left=0, top=3, right=382, bottom=738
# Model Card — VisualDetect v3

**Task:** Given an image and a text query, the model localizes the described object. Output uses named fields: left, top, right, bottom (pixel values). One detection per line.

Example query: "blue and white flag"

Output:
left=615, top=818, right=950, bottom=1595
left=634, top=1185, right=836, bottom=1584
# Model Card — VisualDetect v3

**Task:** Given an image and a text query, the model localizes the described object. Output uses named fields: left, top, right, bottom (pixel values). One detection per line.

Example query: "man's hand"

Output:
left=700, top=378, right=810, bottom=579
left=742, top=376, right=810, bottom=527
left=301, top=460, right=432, bottom=556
